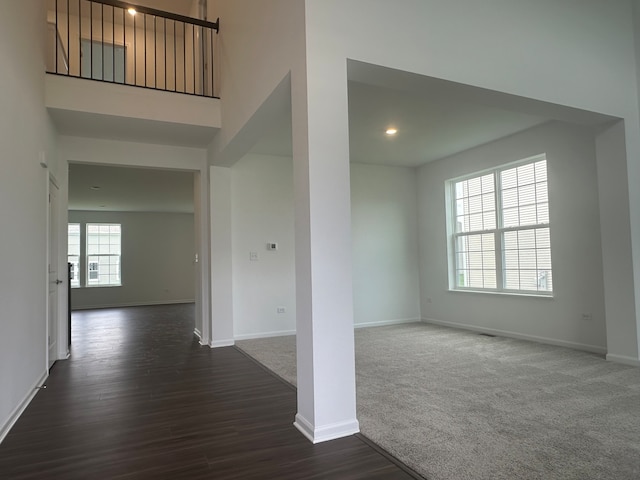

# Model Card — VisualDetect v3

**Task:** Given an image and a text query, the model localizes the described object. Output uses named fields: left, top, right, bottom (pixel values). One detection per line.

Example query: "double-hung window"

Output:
left=68, top=224, right=81, bottom=288
left=86, top=223, right=122, bottom=287
left=449, top=154, right=552, bottom=295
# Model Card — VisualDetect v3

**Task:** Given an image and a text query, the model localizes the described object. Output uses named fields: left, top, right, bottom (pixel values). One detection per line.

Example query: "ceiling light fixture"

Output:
left=90, top=185, right=101, bottom=190
left=127, top=7, right=137, bottom=16
left=385, top=128, right=398, bottom=136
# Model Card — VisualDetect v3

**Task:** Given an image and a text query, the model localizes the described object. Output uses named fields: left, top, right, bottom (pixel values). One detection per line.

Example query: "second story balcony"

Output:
left=45, top=0, right=221, bottom=145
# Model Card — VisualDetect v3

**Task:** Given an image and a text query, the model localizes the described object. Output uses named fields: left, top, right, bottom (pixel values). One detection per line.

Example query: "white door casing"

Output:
left=48, top=178, right=60, bottom=368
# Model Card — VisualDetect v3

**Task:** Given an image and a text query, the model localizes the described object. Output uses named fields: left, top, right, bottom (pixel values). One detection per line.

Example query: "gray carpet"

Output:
left=236, top=322, right=640, bottom=480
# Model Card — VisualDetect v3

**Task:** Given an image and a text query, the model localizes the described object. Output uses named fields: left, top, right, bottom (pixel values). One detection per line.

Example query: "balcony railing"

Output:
left=46, top=0, right=219, bottom=98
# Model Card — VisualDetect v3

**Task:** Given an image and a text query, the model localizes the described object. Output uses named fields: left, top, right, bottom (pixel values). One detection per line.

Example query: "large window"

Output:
left=449, top=154, right=552, bottom=294
left=86, top=224, right=121, bottom=287
left=68, top=224, right=80, bottom=288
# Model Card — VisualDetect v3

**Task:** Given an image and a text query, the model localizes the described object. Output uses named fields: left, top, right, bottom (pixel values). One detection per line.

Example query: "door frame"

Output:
left=55, top=137, right=212, bottom=353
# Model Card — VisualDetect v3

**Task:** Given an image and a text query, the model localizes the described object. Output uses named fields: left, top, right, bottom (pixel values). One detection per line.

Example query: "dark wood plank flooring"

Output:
left=0, top=304, right=421, bottom=479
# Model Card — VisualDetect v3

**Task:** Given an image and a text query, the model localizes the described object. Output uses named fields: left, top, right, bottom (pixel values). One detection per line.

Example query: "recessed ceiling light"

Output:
left=99, top=205, right=107, bottom=208
left=385, top=128, right=398, bottom=136
left=128, top=7, right=137, bottom=16
left=90, top=185, right=101, bottom=190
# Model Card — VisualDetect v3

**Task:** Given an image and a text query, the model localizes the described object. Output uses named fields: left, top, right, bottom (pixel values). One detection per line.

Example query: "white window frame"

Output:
left=85, top=223, right=122, bottom=288
left=68, top=223, right=81, bottom=288
left=447, top=154, right=553, bottom=296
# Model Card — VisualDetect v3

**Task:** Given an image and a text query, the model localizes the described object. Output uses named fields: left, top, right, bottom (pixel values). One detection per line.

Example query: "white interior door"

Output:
left=48, top=179, right=60, bottom=369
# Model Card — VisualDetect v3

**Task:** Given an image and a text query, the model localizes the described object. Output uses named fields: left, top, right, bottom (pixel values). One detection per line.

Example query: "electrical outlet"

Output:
left=277, top=307, right=286, bottom=314
left=581, top=313, right=593, bottom=321
left=249, top=252, right=258, bottom=261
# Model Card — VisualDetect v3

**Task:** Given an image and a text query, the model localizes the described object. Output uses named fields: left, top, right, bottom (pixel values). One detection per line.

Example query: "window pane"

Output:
left=454, top=233, right=496, bottom=290
left=517, top=163, right=535, bottom=186
left=86, top=224, right=121, bottom=286
left=454, top=175, right=496, bottom=233
left=504, top=270, right=520, bottom=290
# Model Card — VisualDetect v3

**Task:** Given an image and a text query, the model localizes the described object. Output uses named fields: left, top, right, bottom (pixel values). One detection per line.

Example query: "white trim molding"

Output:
left=422, top=318, right=607, bottom=355
left=234, top=329, right=296, bottom=341
left=71, top=299, right=195, bottom=311
left=354, top=317, right=421, bottom=329
left=0, top=370, right=48, bottom=444
left=294, top=413, right=360, bottom=444
left=606, top=354, right=640, bottom=367
left=210, top=339, right=235, bottom=348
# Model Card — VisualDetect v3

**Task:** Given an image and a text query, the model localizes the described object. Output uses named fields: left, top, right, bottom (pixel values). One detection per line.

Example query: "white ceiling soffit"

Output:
left=251, top=61, right=620, bottom=167
left=68, top=163, right=195, bottom=213
left=249, top=80, right=549, bottom=167
left=49, top=109, right=217, bottom=148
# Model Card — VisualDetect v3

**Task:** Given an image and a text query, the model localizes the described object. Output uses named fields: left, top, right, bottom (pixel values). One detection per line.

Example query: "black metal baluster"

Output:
left=183, top=23, right=186, bottom=93
left=54, top=0, right=58, bottom=72
left=78, top=0, right=81, bottom=76
left=122, top=6, right=126, bottom=84
left=112, top=5, right=115, bottom=82
left=133, top=9, right=136, bottom=85
left=144, top=13, right=147, bottom=87
left=174, top=20, right=177, bottom=92
left=90, top=0, right=93, bottom=79
left=153, top=16, right=157, bottom=87
left=210, top=27, right=214, bottom=96
left=164, top=17, right=167, bottom=90
left=192, top=24, right=195, bottom=94
left=201, top=27, right=205, bottom=96
left=101, top=3, right=104, bottom=80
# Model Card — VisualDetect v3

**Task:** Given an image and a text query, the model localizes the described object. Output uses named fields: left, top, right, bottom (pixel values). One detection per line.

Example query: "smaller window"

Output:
left=86, top=223, right=121, bottom=287
left=67, top=223, right=80, bottom=288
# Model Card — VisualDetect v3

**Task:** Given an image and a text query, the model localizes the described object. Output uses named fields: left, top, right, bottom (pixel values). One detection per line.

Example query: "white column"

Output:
left=291, top=56, right=359, bottom=442
left=209, top=165, right=234, bottom=348
left=595, top=120, right=639, bottom=365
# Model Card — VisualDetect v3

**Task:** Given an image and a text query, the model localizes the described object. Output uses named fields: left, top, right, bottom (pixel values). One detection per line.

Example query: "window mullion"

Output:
left=495, top=170, right=504, bottom=291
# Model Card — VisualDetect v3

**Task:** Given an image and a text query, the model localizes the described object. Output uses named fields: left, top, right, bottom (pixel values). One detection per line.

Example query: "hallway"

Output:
left=0, top=305, right=418, bottom=479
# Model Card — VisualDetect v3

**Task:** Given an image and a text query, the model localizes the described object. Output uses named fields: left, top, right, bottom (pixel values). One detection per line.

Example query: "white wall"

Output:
left=231, top=155, right=421, bottom=337
left=207, top=0, right=305, bottom=154
left=0, top=0, right=58, bottom=440
left=418, top=122, right=607, bottom=352
left=231, top=154, right=296, bottom=339
left=303, top=0, right=640, bottom=361
left=68, top=211, right=195, bottom=309
left=350, top=163, right=420, bottom=326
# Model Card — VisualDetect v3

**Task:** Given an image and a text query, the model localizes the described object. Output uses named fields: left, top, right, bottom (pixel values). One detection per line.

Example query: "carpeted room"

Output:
left=229, top=79, right=639, bottom=478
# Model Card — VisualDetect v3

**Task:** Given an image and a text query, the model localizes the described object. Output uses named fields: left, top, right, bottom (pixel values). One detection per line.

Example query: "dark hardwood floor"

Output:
left=0, top=304, right=421, bottom=479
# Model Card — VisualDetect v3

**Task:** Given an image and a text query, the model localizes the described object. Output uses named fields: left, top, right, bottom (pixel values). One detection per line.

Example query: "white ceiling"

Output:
left=249, top=80, right=549, bottom=166
left=68, top=163, right=194, bottom=213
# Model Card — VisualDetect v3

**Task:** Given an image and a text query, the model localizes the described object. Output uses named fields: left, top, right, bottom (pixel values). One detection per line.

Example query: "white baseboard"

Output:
left=422, top=317, right=607, bottom=355
left=210, top=339, right=235, bottom=348
left=0, top=370, right=48, bottom=444
left=294, top=413, right=360, bottom=444
left=355, top=317, right=421, bottom=329
left=606, top=354, right=640, bottom=367
left=71, top=299, right=195, bottom=311
left=234, top=329, right=296, bottom=341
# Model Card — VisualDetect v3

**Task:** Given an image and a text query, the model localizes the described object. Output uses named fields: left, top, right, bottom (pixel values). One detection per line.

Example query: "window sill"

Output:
left=448, top=289, right=554, bottom=299
left=72, top=285, right=122, bottom=289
